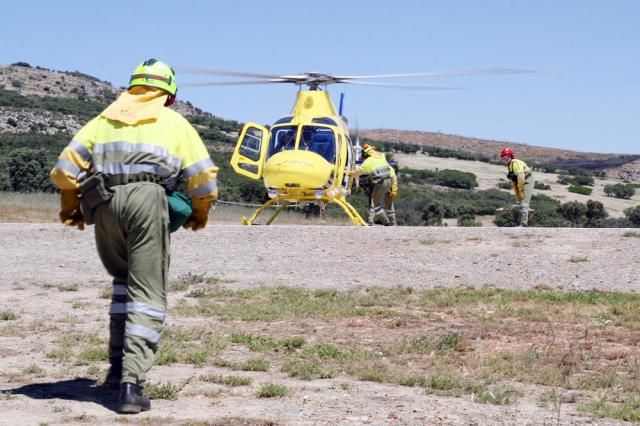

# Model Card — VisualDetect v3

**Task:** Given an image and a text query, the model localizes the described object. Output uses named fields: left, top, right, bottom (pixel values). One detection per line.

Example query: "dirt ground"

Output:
left=1, top=223, right=639, bottom=425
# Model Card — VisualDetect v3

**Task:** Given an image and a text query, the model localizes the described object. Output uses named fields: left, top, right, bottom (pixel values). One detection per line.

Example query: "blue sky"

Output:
left=2, top=0, right=639, bottom=154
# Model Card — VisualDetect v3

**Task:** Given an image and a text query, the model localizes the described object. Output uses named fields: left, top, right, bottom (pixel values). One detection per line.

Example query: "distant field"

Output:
left=394, top=153, right=640, bottom=218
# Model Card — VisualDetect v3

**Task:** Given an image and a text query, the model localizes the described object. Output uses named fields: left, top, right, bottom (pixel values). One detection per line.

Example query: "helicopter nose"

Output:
left=263, top=150, right=333, bottom=189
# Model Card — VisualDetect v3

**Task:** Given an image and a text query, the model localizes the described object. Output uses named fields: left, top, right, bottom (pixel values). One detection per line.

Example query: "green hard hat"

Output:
left=129, top=58, right=177, bottom=95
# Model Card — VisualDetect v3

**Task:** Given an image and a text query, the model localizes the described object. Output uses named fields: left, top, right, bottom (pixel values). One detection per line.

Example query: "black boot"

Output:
left=104, top=357, right=122, bottom=389
left=118, top=383, right=151, bottom=414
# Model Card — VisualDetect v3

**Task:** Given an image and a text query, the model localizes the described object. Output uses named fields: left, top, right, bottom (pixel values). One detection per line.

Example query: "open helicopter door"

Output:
left=230, top=123, right=269, bottom=179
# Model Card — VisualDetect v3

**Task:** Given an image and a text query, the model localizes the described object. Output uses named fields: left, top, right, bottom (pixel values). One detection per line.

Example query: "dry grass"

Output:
left=0, top=192, right=58, bottom=222
left=166, top=285, right=640, bottom=420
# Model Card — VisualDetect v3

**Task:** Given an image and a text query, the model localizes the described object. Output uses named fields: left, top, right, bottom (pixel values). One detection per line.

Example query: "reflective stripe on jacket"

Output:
left=507, top=158, right=532, bottom=201
left=357, top=152, right=396, bottom=183
left=50, top=106, right=218, bottom=209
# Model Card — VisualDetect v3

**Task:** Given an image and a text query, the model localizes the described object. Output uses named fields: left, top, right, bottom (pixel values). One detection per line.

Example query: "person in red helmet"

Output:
left=500, top=148, right=535, bottom=226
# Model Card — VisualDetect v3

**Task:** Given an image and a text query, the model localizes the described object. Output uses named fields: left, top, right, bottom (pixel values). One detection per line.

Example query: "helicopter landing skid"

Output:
left=241, top=195, right=367, bottom=226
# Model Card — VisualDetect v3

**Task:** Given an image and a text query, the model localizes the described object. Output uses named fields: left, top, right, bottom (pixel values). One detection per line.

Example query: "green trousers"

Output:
left=367, top=178, right=396, bottom=226
left=94, top=182, right=169, bottom=385
left=519, top=175, right=535, bottom=226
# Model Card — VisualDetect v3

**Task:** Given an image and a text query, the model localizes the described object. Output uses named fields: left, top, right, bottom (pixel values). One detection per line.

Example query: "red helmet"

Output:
left=501, top=148, right=514, bottom=158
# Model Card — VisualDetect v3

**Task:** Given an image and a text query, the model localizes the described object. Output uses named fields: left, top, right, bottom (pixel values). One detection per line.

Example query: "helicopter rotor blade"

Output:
left=181, top=79, right=291, bottom=87
left=175, top=67, right=286, bottom=80
left=344, top=81, right=462, bottom=90
left=334, top=68, right=542, bottom=80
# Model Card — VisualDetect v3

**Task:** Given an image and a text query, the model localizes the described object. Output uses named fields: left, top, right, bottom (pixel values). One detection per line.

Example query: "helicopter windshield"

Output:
left=267, top=126, right=297, bottom=158
left=300, top=126, right=336, bottom=163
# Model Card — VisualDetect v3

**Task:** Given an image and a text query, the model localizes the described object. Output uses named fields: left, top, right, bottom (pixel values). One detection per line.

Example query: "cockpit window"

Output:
left=300, top=126, right=336, bottom=163
left=267, top=126, right=297, bottom=158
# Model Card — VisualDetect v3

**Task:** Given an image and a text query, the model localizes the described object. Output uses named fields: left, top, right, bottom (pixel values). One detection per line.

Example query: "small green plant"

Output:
left=281, top=336, right=305, bottom=351
left=0, top=391, right=16, bottom=400
left=144, top=382, right=182, bottom=400
left=0, top=310, right=18, bottom=320
left=57, top=283, right=79, bottom=292
left=214, top=357, right=270, bottom=372
left=622, top=231, right=640, bottom=238
left=241, top=358, right=270, bottom=371
left=199, top=374, right=252, bottom=386
left=281, top=359, right=335, bottom=380
left=71, top=300, right=90, bottom=309
left=170, top=272, right=207, bottom=291
left=476, top=386, right=519, bottom=405
left=569, top=256, right=589, bottom=263
left=534, top=182, right=551, bottom=190
left=77, top=347, right=109, bottom=364
left=256, top=383, right=288, bottom=398
left=99, top=285, right=112, bottom=299
left=23, top=364, right=45, bottom=375
left=231, top=333, right=278, bottom=352
left=435, top=333, right=464, bottom=351
left=186, top=288, right=208, bottom=298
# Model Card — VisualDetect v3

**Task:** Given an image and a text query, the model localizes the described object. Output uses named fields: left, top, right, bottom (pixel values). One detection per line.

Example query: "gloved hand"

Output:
left=59, top=190, right=84, bottom=230
left=390, top=182, right=398, bottom=201
left=183, top=206, right=209, bottom=231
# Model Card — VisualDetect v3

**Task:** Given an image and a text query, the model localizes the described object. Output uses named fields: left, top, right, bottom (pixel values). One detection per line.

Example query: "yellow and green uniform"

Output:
left=507, top=158, right=535, bottom=225
left=355, top=151, right=397, bottom=226
left=50, top=88, right=218, bottom=385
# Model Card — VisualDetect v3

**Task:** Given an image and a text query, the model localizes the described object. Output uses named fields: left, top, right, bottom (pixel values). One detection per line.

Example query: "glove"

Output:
left=183, top=206, right=209, bottom=231
left=59, top=190, right=84, bottom=230
left=390, top=182, right=398, bottom=201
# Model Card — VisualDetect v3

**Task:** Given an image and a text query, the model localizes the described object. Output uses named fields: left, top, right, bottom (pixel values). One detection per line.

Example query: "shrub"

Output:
left=434, top=169, right=478, bottom=189
left=457, top=213, right=481, bottom=227
left=528, top=194, right=569, bottom=227
left=498, top=180, right=513, bottom=190
left=558, top=201, right=587, bottom=227
left=568, top=185, right=592, bottom=196
left=7, top=148, right=55, bottom=192
left=422, top=202, right=444, bottom=226
left=624, top=205, right=640, bottom=226
left=604, top=183, right=635, bottom=199
left=572, top=175, right=595, bottom=186
left=534, top=182, right=551, bottom=190
left=495, top=208, right=521, bottom=227
left=585, top=200, right=608, bottom=227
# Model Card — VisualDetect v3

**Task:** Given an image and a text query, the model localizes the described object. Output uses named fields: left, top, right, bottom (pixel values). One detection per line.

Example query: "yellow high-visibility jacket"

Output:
left=507, top=158, right=531, bottom=201
left=355, top=152, right=397, bottom=184
left=50, top=107, right=218, bottom=212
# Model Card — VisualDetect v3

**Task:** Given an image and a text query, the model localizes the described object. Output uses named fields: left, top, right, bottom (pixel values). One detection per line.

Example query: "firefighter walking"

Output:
left=501, top=148, right=535, bottom=226
left=351, top=144, right=398, bottom=226
left=50, top=59, right=218, bottom=414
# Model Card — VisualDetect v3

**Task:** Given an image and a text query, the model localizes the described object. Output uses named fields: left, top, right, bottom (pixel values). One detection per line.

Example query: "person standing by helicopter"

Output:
left=50, top=59, right=218, bottom=414
left=350, top=144, right=398, bottom=226
left=501, top=148, right=535, bottom=226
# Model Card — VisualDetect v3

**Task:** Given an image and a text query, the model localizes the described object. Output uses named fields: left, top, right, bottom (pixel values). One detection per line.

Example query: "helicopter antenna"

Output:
left=338, top=93, right=345, bottom=116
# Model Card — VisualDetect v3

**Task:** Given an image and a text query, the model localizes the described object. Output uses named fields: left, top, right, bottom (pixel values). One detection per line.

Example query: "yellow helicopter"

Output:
left=181, top=68, right=538, bottom=225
